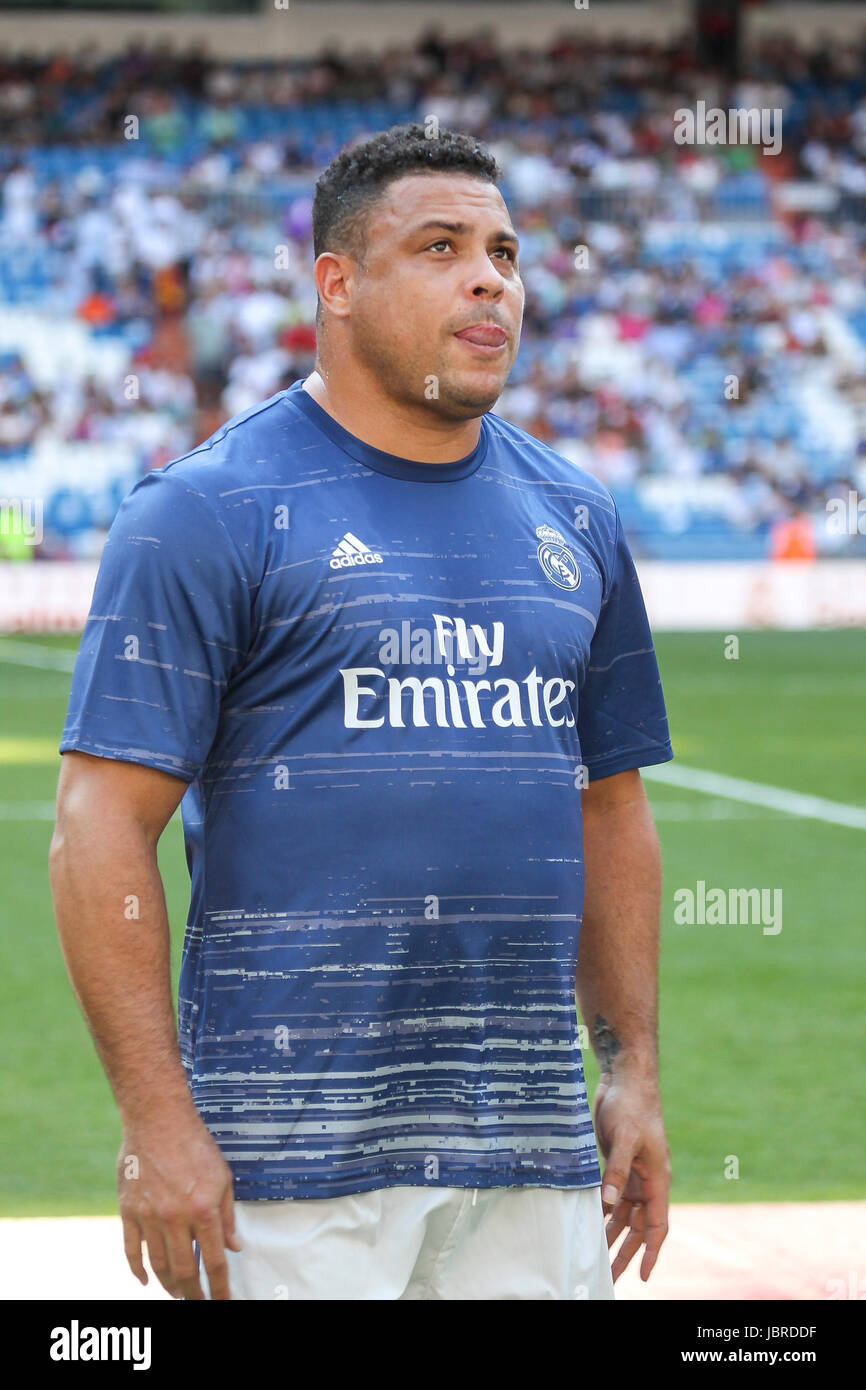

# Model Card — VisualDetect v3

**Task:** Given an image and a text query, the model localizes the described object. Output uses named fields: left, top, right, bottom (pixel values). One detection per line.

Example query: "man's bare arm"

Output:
left=576, top=766, right=671, bottom=1283
left=49, top=750, right=240, bottom=1300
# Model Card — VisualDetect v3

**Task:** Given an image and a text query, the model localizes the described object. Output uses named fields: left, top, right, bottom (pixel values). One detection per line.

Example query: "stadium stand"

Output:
left=2, top=31, right=866, bottom=559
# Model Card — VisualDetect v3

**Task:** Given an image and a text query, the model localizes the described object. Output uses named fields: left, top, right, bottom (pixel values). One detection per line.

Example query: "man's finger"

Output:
left=639, top=1217, right=668, bottom=1281
left=610, top=1222, right=645, bottom=1283
left=220, top=1184, right=243, bottom=1254
left=609, top=1203, right=646, bottom=1282
left=161, top=1219, right=205, bottom=1301
left=141, top=1219, right=175, bottom=1297
left=600, top=1141, right=636, bottom=1212
left=603, top=1197, right=631, bottom=1248
left=195, top=1213, right=232, bottom=1301
left=638, top=1186, right=669, bottom=1281
left=120, top=1215, right=147, bottom=1286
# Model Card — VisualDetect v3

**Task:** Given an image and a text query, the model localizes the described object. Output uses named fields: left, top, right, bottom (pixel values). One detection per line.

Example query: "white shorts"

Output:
left=200, top=1183, right=614, bottom=1301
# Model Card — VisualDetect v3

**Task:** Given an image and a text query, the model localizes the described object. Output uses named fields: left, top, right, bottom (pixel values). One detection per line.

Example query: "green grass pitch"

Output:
left=0, top=629, right=863, bottom=1215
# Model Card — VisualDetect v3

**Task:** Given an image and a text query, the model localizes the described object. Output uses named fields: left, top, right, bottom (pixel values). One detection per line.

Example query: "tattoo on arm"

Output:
left=592, top=1013, right=622, bottom=1072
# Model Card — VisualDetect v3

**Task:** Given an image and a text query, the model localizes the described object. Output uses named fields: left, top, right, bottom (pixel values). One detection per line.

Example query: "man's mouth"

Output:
left=454, top=324, right=508, bottom=348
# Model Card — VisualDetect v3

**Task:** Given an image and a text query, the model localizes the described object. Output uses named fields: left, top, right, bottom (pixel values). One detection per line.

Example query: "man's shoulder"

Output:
left=489, top=408, right=617, bottom=514
left=155, top=387, right=294, bottom=500
left=108, top=389, right=299, bottom=573
left=483, top=408, right=619, bottom=567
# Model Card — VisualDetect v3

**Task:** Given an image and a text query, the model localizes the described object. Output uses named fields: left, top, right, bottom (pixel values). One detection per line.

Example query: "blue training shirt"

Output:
left=60, top=378, right=673, bottom=1200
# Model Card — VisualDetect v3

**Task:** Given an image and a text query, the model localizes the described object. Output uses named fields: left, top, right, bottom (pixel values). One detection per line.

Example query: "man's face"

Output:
left=333, top=172, right=524, bottom=419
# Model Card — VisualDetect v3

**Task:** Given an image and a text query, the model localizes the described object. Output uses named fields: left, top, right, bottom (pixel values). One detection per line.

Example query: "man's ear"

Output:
left=313, top=251, right=356, bottom=321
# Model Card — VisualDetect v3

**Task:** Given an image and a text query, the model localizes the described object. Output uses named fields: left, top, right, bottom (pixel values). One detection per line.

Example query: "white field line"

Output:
left=647, top=799, right=789, bottom=821
left=0, top=640, right=77, bottom=671
left=643, top=763, right=866, bottom=831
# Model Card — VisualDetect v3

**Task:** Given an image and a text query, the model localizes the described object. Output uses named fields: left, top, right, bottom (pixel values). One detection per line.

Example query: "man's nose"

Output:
left=466, top=254, right=506, bottom=298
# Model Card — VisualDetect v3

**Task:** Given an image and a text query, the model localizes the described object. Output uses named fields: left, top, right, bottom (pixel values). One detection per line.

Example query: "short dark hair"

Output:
left=312, top=123, right=501, bottom=268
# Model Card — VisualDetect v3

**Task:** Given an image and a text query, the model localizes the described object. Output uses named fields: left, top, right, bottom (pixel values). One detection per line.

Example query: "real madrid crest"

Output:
left=536, top=524, right=581, bottom=591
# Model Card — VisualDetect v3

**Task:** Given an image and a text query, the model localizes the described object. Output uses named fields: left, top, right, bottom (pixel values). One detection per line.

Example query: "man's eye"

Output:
left=429, top=240, right=451, bottom=252
left=494, top=247, right=517, bottom=262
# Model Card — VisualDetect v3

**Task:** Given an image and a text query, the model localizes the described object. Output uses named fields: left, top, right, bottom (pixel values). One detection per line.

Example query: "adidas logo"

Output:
left=329, top=532, right=384, bottom=569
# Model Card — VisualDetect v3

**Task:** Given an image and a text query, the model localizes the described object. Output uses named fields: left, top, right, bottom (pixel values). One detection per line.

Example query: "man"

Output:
left=50, top=124, right=673, bottom=1301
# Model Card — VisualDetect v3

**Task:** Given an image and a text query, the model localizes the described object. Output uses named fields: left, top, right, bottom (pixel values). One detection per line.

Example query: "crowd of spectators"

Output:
left=2, top=29, right=866, bottom=556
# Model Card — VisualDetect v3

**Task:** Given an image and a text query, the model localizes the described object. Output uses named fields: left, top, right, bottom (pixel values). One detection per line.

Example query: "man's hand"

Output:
left=593, top=1074, right=671, bottom=1283
left=118, top=1109, right=242, bottom=1300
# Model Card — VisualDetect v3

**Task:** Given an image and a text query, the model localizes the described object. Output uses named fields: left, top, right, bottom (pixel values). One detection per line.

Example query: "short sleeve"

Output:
left=59, top=469, right=251, bottom=782
left=577, top=504, right=673, bottom=781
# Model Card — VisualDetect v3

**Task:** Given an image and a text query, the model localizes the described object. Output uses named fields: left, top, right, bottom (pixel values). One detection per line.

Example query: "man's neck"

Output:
left=300, top=367, right=483, bottom=464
